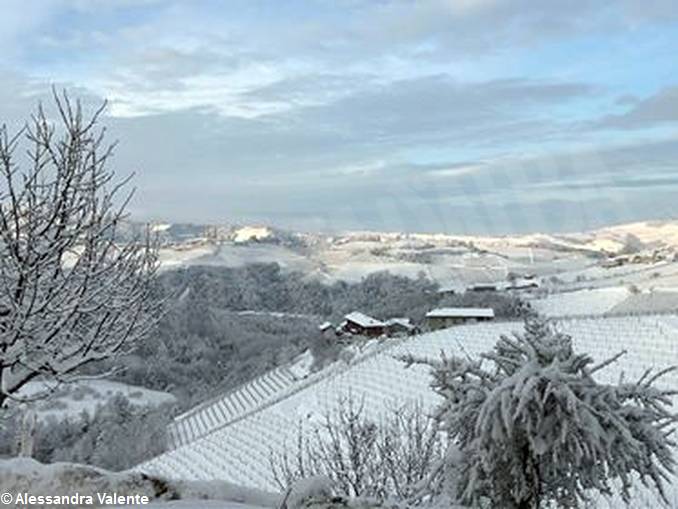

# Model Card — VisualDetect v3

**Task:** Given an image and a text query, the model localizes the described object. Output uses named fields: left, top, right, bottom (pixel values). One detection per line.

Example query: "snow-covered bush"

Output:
left=0, top=457, right=172, bottom=507
left=281, top=475, right=335, bottom=509
left=401, top=318, right=677, bottom=508
left=270, top=396, right=444, bottom=502
left=309, top=329, right=344, bottom=372
left=22, top=394, right=172, bottom=470
left=0, top=457, right=281, bottom=508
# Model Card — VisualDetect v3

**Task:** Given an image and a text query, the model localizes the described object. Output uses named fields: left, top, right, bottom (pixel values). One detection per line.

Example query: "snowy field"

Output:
left=529, top=287, right=632, bottom=317
left=152, top=218, right=678, bottom=277
left=529, top=286, right=678, bottom=317
left=17, top=380, right=176, bottom=422
left=138, top=314, right=678, bottom=507
left=0, top=458, right=277, bottom=509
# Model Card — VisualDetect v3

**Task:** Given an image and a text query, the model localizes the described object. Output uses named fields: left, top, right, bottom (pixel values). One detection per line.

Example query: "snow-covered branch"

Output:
left=0, top=89, right=162, bottom=408
left=409, top=318, right=677, bottom=508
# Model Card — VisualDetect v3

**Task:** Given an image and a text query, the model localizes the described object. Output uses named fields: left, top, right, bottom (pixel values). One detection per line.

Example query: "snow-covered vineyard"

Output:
left=167, top=366, right=300, bottom=448
left=528, top=287, right=632, bottom=317
left=137, top=313, right=678, bottom=507
left=529, top=286, right=678, bottom=318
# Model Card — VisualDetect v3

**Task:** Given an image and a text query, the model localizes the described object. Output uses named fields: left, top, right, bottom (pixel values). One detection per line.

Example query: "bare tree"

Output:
left=269, top=395, right=444, bottom=502
left=0, top=90, right=161, bottom=408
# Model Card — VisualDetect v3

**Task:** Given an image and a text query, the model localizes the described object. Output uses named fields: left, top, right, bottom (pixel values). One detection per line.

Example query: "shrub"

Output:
left=270, top=396, right=444, bottom=502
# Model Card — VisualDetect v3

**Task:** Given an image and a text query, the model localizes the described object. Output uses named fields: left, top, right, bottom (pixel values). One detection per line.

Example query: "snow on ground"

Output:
left=138, top=314, right=678, bottom=507
left=529, top=287, right=631, bottom=317
left=547, top=260, right=678, bottom=289
left=191, top=243, right=316, bottom=272
left=158, top=244, right=216, bottom=270
left=151, top=220, right=678, bottom=292
left=596, top=220, right=678, bottom=248
left=235, top=310, right=316, bottom=320
left=288, top=350, right=315, bottom=379
left=17, top=379, right=176, bottom=422
left=232, top=226, right=273, bottom=243
left=609, top=288, right=678, bottom=314
left=154, top=225, right=599, bottom=284
left=166, top=339, right=391, bottom=448
left=1, top=458, right=278, bottom=509
left=0, top=457, right=161, bottom=506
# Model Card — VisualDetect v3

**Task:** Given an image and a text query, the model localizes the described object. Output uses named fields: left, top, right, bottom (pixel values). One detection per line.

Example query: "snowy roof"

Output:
left=318, top=321, right=333, bottom=331
left=426, top=307, right=495, bottom=319
left=437, top=283, right=463, bottom=294
left=344, top=311, right=385, bottom=328
left=385, top=317, right=415, bottom=329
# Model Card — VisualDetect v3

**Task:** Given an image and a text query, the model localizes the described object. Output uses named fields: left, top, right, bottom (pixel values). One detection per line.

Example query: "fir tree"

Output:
left=402, top=318, right=677, bottom=508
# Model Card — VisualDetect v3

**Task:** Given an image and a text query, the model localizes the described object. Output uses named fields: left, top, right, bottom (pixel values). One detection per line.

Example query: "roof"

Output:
left=385, top=317, right=415, bottom=329
left=344, top=311, right=385, bottom=328
left=426, top=307, right=495, bottom=319
left=437, top=283, right=463, bottom=294
left=318, top=321, right=333, bottom=331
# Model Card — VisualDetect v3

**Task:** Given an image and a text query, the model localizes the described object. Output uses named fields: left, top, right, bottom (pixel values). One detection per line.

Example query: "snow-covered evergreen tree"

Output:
left=401, top=318, right=677, bottom=508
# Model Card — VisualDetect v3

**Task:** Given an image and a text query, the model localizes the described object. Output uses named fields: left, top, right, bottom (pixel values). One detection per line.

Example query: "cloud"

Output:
left=282, top=76, right=594, bottom=149
left=2, top=72, right=677, bottom=234
left=599, top=86, right=678, bottom=129
left=284, top=0, right=678, bottom=61
left=1, top=2, right=678, bottom=234
left=2, top=0, right=648, bottom=120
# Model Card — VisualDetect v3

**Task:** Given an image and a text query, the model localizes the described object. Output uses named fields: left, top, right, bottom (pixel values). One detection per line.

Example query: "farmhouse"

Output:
left=385, top=317, right=418, bottom=336
left=340, top=311, right=386, bottom=337
left=318, top=321, right=333, bottom=332
left=426, top=307, right=495, bottom=330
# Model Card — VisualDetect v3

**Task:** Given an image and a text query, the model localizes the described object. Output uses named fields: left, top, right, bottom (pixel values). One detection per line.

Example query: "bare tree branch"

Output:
left=0, top=90, right=162, bottom=408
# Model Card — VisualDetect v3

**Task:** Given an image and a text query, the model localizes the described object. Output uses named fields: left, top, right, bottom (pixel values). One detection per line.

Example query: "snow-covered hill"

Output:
left=137, top=314, right=678, bottom=507
left=148, top=220, right=678, bottom=293
left=528, top=287, right=632, bottom=317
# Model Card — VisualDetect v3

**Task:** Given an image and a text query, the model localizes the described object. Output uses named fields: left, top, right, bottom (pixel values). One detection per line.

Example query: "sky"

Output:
left=1, top=0, right=678, bottom=235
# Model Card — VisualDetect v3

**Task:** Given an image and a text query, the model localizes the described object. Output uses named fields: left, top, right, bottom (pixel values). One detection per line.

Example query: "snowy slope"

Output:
left=18, top=380, right=176, bottom=422
left=609, top=288, right=678, bottom=314
left=167, top=341, right=394, bottom=448
left=1, top=458, right=277, bottom=509
left=529, top=287, right=631, bottom=317
left=138, top=315, right=678, bottom=507
left=149, top=219, right=678, bottom=296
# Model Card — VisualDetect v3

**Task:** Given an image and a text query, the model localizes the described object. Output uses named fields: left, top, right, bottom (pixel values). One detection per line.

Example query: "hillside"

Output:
left=137, top=313, right=678, bottom=507
left=150, top=220, right=678, bottom=291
